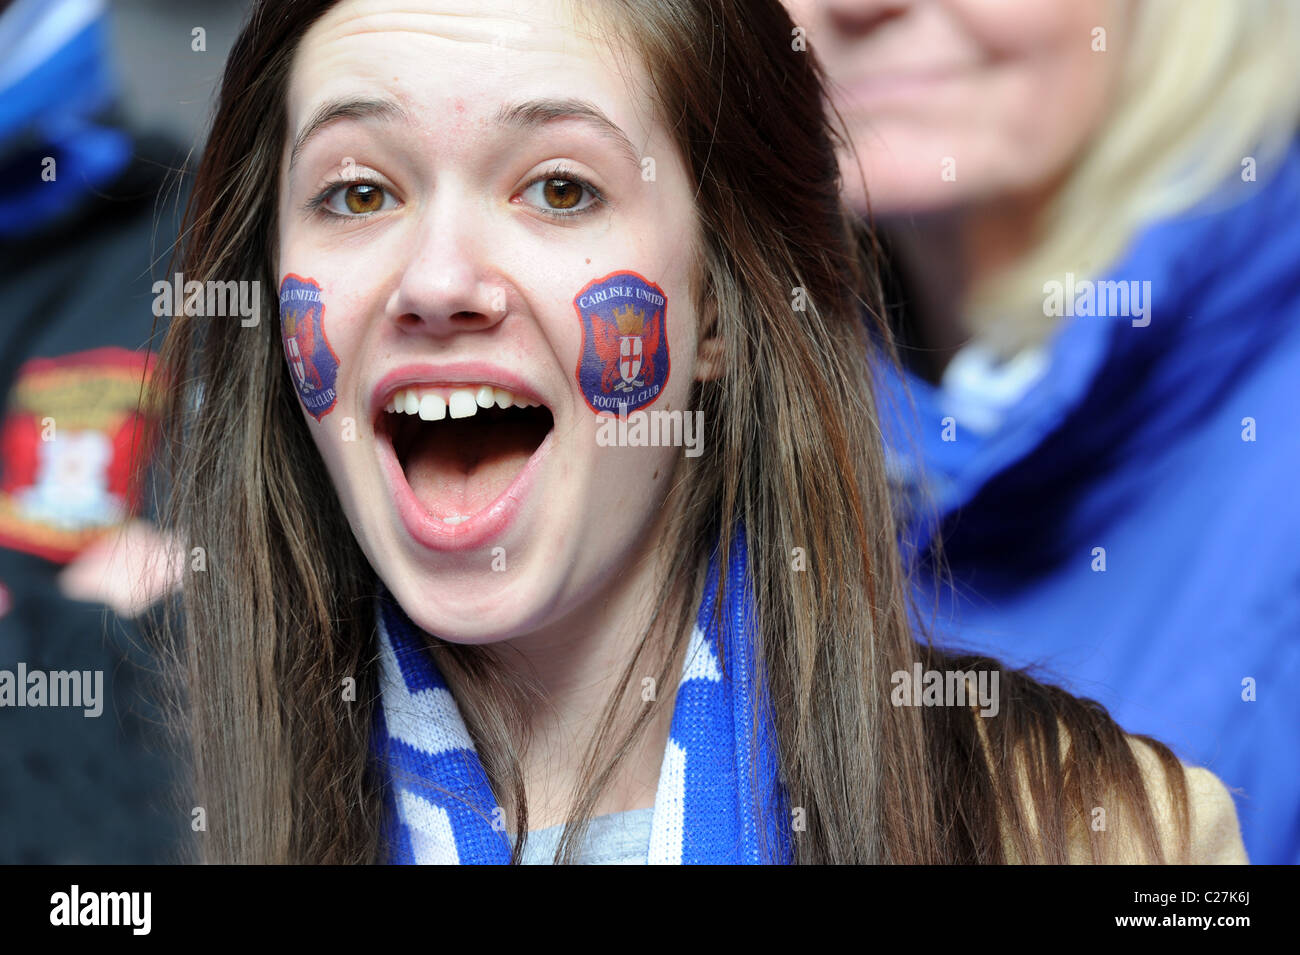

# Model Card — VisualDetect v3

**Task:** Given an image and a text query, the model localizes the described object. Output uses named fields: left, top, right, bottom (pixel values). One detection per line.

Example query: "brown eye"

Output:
left=520, top=173, right=601, bottom=216
left=344, top=183, right=385, bottom=214
left=542, top=178, right=582, bottom=210
left=319, top=179, right=396, bottom=217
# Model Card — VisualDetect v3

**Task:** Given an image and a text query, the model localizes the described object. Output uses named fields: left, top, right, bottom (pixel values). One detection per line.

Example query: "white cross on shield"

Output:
left=619, top=335, right=643, bottom=383
left=286, top=337, right=309, bottom=389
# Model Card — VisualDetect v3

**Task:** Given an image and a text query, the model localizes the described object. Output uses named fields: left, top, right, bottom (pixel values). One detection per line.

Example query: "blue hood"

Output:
left=878, top=135, right=1300, bottom=864
left=0, top=0, right=131, bottom=237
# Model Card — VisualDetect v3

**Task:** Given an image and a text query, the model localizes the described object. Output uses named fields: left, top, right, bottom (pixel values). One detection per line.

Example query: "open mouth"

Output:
left=377, top=384, right=554, bottom=526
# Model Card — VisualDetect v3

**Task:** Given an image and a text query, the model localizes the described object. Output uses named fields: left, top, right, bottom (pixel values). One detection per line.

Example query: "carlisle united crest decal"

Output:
left=573, top=271, right=670, bottom=415
left=279, top=274, right=339, bottom=421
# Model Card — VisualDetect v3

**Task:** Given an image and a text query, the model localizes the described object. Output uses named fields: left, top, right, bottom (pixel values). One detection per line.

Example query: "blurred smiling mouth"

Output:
left=833, top=66, right=967, bottom=110
left=373, top=374, right=555, bottom=551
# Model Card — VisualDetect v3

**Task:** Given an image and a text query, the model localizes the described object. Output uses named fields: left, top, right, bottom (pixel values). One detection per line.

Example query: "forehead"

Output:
left=287, top=0, right=654, bottom=150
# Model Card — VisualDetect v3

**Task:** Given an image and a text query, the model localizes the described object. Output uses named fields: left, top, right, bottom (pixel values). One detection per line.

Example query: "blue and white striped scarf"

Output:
left=371, top=531, right=793, bottom=864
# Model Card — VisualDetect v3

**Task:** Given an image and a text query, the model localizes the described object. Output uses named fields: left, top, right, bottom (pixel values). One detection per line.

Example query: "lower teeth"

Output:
left=442, top=514, right=470, bottom=526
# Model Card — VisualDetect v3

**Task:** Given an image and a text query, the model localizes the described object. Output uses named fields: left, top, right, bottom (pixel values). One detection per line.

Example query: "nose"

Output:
left=385, top=187, right=509, bottom=339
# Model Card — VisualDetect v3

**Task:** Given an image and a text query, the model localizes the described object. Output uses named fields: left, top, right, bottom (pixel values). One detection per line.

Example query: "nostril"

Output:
left=394, top=310, right=500, bottom=331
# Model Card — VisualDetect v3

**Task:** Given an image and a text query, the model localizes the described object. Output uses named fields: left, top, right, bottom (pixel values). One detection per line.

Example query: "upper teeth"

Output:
left=385, top=385, right=541, bottom=420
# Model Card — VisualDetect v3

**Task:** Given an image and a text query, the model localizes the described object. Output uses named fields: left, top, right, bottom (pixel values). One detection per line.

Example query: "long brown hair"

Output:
left=151, top=0, right=1190, bottom=864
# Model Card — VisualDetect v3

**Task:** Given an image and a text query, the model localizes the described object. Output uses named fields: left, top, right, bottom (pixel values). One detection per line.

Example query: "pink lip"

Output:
left=369, top=361, right=551, bottom=419
left=370, top=361, right=556, bottom=553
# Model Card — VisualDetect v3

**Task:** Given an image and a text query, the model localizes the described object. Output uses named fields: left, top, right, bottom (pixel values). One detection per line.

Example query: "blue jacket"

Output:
left=879, top=137, right=1300, bottom=864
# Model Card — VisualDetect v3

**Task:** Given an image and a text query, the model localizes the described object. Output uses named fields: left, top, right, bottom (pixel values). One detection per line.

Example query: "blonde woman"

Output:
left=151, top=0, right=1248, bottom=864
left=788, top=0, right=1300, bottom=863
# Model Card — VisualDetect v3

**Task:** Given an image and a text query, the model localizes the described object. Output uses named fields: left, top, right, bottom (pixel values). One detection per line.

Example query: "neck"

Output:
left=881, top=182, right=1058, bottom=379
left=457, top=491, right=686, bottom=831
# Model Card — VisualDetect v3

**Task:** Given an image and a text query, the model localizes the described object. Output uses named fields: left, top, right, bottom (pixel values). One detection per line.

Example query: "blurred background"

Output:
left=110, top=0, right=249, bottom=146
left=784, top=0, right=1300, bottom=866
left=0, top=0, right=248, bottom=864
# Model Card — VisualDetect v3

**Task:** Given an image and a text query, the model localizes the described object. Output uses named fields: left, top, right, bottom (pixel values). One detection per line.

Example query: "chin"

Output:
left=378, top=557, right=557, bottom=645
left=853, top=161, right=969, bottom=217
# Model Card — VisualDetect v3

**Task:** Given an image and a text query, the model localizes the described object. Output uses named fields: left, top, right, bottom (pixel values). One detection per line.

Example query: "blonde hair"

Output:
left=971, top=0, right=1300, bottom=352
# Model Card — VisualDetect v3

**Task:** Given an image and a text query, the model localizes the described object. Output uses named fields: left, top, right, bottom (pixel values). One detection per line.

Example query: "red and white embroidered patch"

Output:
left=0, top=347, right=156, bottom=563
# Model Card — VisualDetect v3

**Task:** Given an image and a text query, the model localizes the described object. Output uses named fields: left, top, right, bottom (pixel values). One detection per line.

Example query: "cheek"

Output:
left=278, top=274, right=342, bottom=423
left=955, top=0, right=1112, bottom=49
left=571, top=270, right=673, bottom=416
left=277, top=271, right=375, bottom=494
left=960, top=0, right=1116, bottom=134
left=861, top=5, right=1116, bottom=206
left=564, top=267, right=698, bottom=536
left=990, top=46, right=1114, bottom=187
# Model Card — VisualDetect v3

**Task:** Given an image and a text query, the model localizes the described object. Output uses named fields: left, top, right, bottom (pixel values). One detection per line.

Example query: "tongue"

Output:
left=402, top=416, right=538, bottom=521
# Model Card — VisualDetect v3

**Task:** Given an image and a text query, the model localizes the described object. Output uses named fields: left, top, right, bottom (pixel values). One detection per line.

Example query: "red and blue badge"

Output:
left=0, top=347, right=154, bottom=563
left=573, top=271, right=670, bottom=415
left=279, top=274, right=339, bottom=421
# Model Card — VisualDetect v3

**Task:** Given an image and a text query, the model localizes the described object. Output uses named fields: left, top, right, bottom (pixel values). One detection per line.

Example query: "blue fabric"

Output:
left=0, top=0, right=131, bottom=236
left=879, top=137, right=1300, bottom=864
left=370, top=528, right=793, bottom=864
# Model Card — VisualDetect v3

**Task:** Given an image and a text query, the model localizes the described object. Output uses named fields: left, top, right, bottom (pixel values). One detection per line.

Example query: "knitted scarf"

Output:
left=370, top=530, right=793, bottom=864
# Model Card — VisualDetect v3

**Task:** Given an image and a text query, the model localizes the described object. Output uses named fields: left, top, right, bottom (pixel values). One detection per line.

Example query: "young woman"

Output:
left=152, top=0, right=1246, bottom=864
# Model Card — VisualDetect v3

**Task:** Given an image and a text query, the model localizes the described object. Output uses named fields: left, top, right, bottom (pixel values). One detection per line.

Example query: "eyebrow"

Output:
left=289, top=97, right=410, bottom=173
left=492, top=98, right=642, bottom=169
left=288, top=95, right=642, bottom=174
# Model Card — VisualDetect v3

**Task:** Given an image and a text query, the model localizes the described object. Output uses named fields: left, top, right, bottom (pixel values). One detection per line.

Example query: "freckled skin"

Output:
left=276, top=0, right=711, bottom=648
